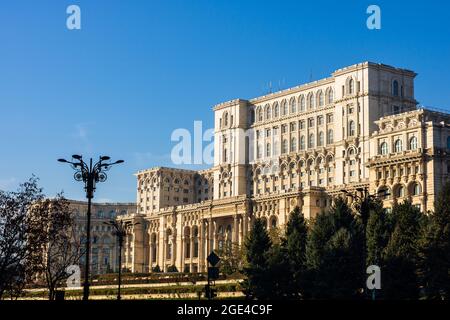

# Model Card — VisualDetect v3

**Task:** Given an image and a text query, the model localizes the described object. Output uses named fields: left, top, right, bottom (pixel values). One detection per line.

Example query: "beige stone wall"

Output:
left=71, top=200, right=135, bottom=274
left=122, top=62, right=450, bottom=274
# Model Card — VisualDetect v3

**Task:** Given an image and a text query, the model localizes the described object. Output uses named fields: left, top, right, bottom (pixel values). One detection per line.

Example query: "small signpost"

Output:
left=205, top=251, right=220, bottom=300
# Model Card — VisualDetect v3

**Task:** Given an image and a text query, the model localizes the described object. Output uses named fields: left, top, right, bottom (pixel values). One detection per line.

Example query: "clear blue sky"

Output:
left=1, top=0, right=450, bottom=202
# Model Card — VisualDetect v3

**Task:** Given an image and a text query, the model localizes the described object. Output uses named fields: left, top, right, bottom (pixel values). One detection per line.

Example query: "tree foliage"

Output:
left=305, top=198, right=365, bottom=299
left=418, top=181, right=450, bottom=299
left=0, top=177, right=44, bottom=299
left=382, top=201, right=423, bottom=299
left=284, top=206, right=308, bottom=297
left=242, top=218, right=273, bottom=299
left=29, top=195, right=83, bottom=300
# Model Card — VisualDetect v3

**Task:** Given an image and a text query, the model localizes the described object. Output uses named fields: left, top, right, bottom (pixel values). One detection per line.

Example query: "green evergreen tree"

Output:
left=305, top=198, right=365, bottom=299
left=366, top=205, right=392, bottom=266
left=242, top=218, right=272, bottom=299
left=265, top=243, right=291, bottom=299
left=419, top=181, right=450, bottom=299
left=383, top=201, right=423, bottom=299
left=284, top=206, right=308, bottom=297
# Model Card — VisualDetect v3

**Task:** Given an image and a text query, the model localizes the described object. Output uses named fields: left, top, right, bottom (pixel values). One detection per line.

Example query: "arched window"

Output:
left=380, top=142, right=388, bottom=155
left=348, top=78, right=355, bottom=94
left=318, top=131, right=324, bottom=146
left=348, top=148, right=355, bottom=156
left=409, top=136, right=418, bottom=150
left=318, top=91, right=324, bottom=107
left=394, top=139, right=403, bottom=153
left=266, top=143, right=271, bottom=157
left=300, top=135, right=305, bottom=150
left=299, top=96, right=305, bottom=111
left=281, top=100, right=287, bottom=116
left=270, top=217, right=277, bottom=229
left=396, top=185, right=405, bottom=198
left=411, top=183, right=421, bottom=196
left=282, top=139, right=288, bottom=154
left=290, top=137, right=297, bottom=152
left=257, top=108, right=263, bottom=122
left=392, top=80, right=399, bottom=96
left=273, top=102, right=279, bottom=118
left=308, top=94, right=315, bottom=109
left=308, top=134, right=315, bottom=148
left=327, top=89, right=334, bottom=104
left=377, top=186, right=390, bottom=200
left=289, top=98, right=297, bottom=113
left=224, top=112, right=229, bottom=126
left=265, top=105, right=271, bottom=120
left=348, top=121, right=355, bottom=136
left=327, top=129, right=334, bottom=144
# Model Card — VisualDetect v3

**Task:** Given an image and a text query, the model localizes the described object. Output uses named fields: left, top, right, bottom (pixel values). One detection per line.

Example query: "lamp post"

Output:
left=104, top=220, right=138, bottom=300
left=58, top=155, right=124, bottom=300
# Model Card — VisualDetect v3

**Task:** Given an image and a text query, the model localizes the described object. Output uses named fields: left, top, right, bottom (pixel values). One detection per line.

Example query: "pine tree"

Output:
left=265, top=243, right=291, bottom=299
left=242, top=218, right=272, bottom=299
left=284, top=206, right=308, bottom=297
left=419, top=181, right=450, bottom=299
left=383, top=201, right=423, bottom=299
left=366, top=205, right=392, bottom=266
left=305, top=198, right=365, bottom=299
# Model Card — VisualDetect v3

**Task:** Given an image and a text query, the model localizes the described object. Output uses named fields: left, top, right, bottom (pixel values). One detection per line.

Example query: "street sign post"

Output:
left=207, top=251, right=220, bottom=267
left=205, top=251, right=221, bottom=300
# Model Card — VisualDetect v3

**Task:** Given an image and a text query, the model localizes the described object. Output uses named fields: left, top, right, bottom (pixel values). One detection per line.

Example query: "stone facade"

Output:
left=70, top=200, right=135, bottom=274
left=121, top=62, right=450, bottom=273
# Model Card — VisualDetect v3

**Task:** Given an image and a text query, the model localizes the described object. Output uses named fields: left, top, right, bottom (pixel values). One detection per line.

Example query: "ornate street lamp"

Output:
left=104, top=220, right=138, bottom=300
left=58, top=155, right=124, bottom=300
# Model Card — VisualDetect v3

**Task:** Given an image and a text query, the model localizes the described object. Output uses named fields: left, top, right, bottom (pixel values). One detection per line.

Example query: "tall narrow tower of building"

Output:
left=213, top=99, right=251, bottom=199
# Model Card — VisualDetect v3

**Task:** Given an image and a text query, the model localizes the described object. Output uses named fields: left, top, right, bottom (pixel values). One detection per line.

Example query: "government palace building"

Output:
left=120, top=62, right=450, bottom=274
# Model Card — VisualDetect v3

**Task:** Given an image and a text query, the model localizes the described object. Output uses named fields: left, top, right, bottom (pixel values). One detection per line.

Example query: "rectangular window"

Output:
left=327, top=113, right=334, bottom=123
left=317, top=116, right=324, bottom=126
left=290, top=122, right=297, bottom=132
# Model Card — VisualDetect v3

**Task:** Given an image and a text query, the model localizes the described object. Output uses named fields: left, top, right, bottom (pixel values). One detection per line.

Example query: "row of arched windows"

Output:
left=258, top=130, right=334, bottom=158
left=378, top=182, right=422, bottom=199
left=379, top=136, right=418, bottom=155
left=255, top=88, right=334, bottom=122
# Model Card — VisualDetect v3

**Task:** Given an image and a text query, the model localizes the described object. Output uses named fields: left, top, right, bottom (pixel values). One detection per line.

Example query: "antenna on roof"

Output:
left=309, top=69, right=313, bottom=82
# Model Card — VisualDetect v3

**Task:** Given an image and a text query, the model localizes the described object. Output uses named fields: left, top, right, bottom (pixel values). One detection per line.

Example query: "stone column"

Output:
left=149, top=235, right=153, bottom=271
left=199, top=221, right=205, bottom=272
left=212, top=220, right=217, bottom=251
left=189, top=235, right=194, bottom=272
left=233, top=214, right=238, bottom=244
left=125, top=234, right=130, bottom=270
left=238, top=215, right=243, bottom=246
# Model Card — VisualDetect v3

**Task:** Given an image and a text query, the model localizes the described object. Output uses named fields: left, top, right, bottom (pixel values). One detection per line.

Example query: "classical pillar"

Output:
left=189, top=235, right=194, bottom=272
left=207, top=219, right=212, bottom=254
left=175, top=226, right=182, bottom=271
left=212, top=220, right=217, bottom=251
left=149, top=236, right=153, bottom=271
left=238, top=215, right=243, bottom=246
left=199, top=221, right=205, bottom=272
left=232, top=214, right=238, bottom=244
